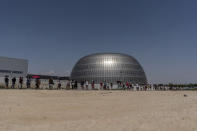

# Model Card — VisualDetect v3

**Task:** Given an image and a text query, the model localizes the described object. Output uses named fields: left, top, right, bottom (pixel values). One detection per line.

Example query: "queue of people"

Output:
left=3, top=76, right=174, bottom=91
left=3, top=76, right=63, bottom=90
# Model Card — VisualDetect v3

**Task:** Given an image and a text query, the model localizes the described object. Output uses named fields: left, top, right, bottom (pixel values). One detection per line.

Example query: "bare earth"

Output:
left=0, top=90, right=196, bottom=131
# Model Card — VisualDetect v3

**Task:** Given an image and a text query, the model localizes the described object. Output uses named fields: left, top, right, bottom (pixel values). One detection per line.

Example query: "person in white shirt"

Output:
left=85, top=80, right=89, bottom=90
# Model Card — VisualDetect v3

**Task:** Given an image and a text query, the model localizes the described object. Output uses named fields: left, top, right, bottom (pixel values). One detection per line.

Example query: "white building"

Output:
left=0, top=56, right=28, bottom=78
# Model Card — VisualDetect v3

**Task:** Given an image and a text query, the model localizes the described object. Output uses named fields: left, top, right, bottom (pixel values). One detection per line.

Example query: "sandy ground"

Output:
left=0, top=90, right=196, bottom=131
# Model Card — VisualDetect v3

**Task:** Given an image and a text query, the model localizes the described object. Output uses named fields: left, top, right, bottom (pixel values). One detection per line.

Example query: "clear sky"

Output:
left=0, top=0, right=197, bottom=84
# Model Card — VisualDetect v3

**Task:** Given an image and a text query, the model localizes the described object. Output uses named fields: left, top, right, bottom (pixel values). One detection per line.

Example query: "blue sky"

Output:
left=0, top=0, right=197, bottom=83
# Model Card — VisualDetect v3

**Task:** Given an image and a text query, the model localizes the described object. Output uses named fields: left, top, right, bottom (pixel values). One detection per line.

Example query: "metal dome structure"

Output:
left=71, top=53, right=147, bottom=85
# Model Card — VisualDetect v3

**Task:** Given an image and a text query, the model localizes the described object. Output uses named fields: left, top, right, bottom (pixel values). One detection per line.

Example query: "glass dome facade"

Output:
left=71, top=53, right=147, bottom=84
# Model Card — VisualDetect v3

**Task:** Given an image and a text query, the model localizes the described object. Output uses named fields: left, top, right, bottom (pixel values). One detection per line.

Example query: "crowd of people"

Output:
left=4, top=76, right=24, bottom=89
left=3, top=76, right=61, bottom=90
left=2, top=76, right=179, bottom=91
left=70, top=80, right=114, bottom=90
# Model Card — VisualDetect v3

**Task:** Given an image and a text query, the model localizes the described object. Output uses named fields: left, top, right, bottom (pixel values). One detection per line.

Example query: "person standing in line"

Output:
left=100, top=82, right=103, bottom=90
left=110, top=83, right=113, bottom=90
left=74, top=80, right=78, bottom=89
left=103, top=81, right=107, bottom=90
left=130, top=83, right=133, bottom=91
left=26, top=77, right=31, bottom=89
left=126, top=82, right=129, bottom=90
left=80, top=81, right=84, bottom=90
left=91, top=80, right=95, bottom=90
left=66, top=81, right=70, bottom=90
left=71, top=80, right=75, bottom=89
left=35, top=78, right=40, bottom=89
left=128, top=83, right=131, bottom=90
left=123, top=83, right=126, bottom=90
left=12, top=77, right=16, bottom=89
left=85, top=80, right=89, bottom=90
left=106, top=82, right=109, bottom=90
left=19, top=77, right=23, bottom=89
left=4, top=76, right=9, bottom=88
left=136, top=84, right=139, bottom=91
left=145, top=85, right=147, bottom=91
left=49, top=78, right=54, bottom=90
left=70, top=80, right=72, bottom=90
left=57, top=80, right=61, bottom=90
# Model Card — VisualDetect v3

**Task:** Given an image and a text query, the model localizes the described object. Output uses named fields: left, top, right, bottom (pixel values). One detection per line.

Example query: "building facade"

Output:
left=71, top=53, right=147, bottom=85
left=0, top=56, right=28, bottom=78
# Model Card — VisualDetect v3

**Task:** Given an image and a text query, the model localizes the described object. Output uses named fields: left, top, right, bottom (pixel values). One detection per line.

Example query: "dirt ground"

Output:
left=0, top=90, right=196, bottom=131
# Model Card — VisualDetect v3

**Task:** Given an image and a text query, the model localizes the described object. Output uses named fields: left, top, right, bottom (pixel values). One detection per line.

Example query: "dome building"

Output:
left=71, top=53, right=147, bottom=85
